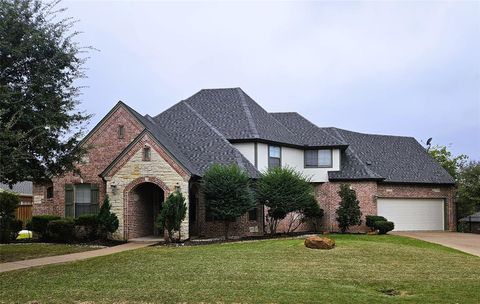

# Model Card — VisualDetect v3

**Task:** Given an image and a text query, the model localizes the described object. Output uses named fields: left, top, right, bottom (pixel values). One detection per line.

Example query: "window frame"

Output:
left=143, top=146, right=151, bottom=161
left=304, top=149, right=333, bottom=168
left=118, top=125, right=125, bottom=139
left=268, top=145, right=282, bottom=169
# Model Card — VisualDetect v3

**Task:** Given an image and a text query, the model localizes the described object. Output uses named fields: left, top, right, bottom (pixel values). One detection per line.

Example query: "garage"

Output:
left=377, top=198, right=445, bottom=231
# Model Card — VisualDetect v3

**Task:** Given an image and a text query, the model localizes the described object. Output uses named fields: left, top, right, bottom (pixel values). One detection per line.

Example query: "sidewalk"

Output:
left=0, top=241, right=156, bottom=273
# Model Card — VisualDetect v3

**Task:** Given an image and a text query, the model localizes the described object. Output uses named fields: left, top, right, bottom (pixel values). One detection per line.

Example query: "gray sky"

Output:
left=66, top=0, right=480, bottom=159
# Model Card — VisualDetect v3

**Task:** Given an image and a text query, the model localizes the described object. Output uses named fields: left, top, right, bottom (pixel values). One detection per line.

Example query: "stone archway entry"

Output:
left=124, top=177, right=170, bottom=239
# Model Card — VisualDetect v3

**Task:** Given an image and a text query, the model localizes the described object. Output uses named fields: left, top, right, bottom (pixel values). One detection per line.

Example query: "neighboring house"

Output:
left=0, top=182, right=33, bottom=225
left=459, top=212, right=480, bottom=234
left=32, top=88, right=455, bottom=240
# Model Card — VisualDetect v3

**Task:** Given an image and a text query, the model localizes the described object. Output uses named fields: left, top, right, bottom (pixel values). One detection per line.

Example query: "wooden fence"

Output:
left=15, top=205, right=33, bottom=227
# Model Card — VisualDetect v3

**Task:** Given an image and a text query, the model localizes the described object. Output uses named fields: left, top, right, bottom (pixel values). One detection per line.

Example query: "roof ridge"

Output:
left=237, top=88, right=259, bottom=138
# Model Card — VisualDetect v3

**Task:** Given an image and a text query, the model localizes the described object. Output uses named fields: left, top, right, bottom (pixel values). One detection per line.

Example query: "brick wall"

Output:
left=32, top=104, right=144, bottom=217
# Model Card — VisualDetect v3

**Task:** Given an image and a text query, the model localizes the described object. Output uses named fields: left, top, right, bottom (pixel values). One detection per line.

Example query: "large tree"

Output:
left=202, top=164, right=255, bottom=239
left=0, top=0, right=90, bottom=186
left=428, top=145, right=467, bottom=181
left=256, top=166, right=316, bottom=235
left=457, top=161, right=480, bottom=220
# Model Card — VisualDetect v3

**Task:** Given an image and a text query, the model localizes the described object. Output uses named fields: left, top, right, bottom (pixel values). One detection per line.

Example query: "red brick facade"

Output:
left=33, top=104, right=144, bottom=217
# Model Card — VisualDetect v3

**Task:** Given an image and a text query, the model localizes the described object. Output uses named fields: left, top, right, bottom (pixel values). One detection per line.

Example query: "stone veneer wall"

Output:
left=33, top=105, right=144, bottom=217
left=106, top=135, right=190, bottom=240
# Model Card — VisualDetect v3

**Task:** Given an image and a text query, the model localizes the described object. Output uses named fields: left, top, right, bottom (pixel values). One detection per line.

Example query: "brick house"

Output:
left=32, top=88, right=456, bottom=240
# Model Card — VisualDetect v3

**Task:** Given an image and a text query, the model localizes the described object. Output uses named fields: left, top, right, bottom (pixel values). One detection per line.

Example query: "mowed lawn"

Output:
left=0, top=243, right=98, bottom=263
left=1, top=235, right=479, bottom=304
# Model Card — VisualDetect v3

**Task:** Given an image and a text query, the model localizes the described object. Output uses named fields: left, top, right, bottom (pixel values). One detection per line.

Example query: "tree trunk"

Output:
left=224, top=220, right=230, bottom=240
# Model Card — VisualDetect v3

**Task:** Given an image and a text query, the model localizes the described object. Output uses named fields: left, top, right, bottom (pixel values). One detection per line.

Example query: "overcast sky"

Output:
left=65, top=0, right=480, bottom=160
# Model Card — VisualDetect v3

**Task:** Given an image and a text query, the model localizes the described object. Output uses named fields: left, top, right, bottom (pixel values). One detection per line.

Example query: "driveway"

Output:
left=393, top=231, right=480, bottom=257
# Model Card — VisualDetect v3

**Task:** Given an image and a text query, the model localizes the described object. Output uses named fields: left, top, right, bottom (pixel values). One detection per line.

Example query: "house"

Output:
left=32, top=88, right=456, bottom=240
left=459, top=212, right=480, bottom=234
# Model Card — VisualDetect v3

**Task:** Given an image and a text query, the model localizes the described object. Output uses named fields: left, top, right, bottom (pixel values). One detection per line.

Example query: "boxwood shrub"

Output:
left=74, top=214, right=99, bottom=241
left=366, top=215, right=387, bottom=230
left=47, top=219, right=75, bottom=243
left=27, top=215, right=61, bottom=239
left=374, top=221, right=395, bottom=234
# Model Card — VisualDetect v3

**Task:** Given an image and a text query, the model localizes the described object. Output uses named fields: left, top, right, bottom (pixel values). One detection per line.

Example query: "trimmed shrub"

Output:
left=9, top=219, right=23, bottom=240
left=336, top=184, right=362, bottom=233
left=28, top=215, right=61, bottom=239
left=47, top=219, right=75, bottom=243
left=0, top=191, right=20, bottom=243
left=156, top=191, right=187, bottom=242
left=97, top=195, right=119, bottom=239
left=302, top=198, right=325, bottom=232
left=374, top=221, right=395, bottom=234
left=74, top=214, right=99, bottom=241
left=366, top=215, right=387, bottom=231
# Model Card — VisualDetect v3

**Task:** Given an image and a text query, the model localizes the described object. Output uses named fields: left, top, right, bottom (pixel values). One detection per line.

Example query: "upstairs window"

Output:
left=304, top=149, right=332, bottom=168
left=46, top=186, right=54, bottom=199
left=118, top=125, right=125, bottom=139
left=143, top=146, right=151, bottom=161
left=248, top=207, right=258, bottom=221
left=268, top=145, right=281, bottom=169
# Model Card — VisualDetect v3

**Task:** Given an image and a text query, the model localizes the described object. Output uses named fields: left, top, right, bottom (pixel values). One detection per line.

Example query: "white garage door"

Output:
left=377, top=198, right=445, bottom=231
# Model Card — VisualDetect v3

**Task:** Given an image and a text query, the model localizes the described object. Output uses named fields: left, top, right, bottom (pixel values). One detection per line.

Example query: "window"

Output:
left=248, top=207, right=258, bottom=221
left=46, top=186, right=54, bottom=199
left=143, top=146, right=151, bottom=161
left=118, top=125, right=125, bottom=139
left=304, top=149, right=332, bottom=168
left=65, top=184, right=99, bottom=217
left=268, top=145, right=281, bottom=169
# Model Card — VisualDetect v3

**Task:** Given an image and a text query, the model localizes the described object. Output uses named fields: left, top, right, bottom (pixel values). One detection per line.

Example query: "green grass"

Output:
left=1, top=235, right=479, bottom=303
left=0, top=243, right=98, bottom=263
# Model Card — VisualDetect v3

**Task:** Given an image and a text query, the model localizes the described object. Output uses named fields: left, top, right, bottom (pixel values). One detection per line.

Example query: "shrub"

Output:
left=202, top=164, right=255, bottom=239
left=9, top=219, right=23, bottom=240
left=156, top=191, right=187, bottom=242
left=302, top=199, right=325, bottom=232
left=97, top=195, right=119, bottom=239
left=374, top=221, right=395, bottom=234
left=0, top=191, right=20, bottom=243
left=74, top=214, right=99, bottom=241
left=366, top=215, right=387, bottom=231
left=28, top=215, right=61, bottom=239
left=256, top=166, right=314, bottom=235
left=336, top=184, right=362, bottom=233
left=47, top=219, right=75, bottom=242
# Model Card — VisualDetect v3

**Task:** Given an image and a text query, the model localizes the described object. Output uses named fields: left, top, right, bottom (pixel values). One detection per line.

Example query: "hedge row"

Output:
left=365, top=215, right=395, bottom=234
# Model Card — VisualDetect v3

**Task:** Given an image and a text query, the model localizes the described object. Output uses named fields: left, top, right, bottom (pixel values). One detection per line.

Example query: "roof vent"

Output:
left=366, top=161, right=372, bottom=165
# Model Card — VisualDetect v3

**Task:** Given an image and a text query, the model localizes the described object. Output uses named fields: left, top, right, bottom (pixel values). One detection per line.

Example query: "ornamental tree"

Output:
left=336, top=183, right=362, bottom=233
left=202, top=164, right=255, bottom=240
left=156, top=191, right=187, bottom=243
left=256, top=166, right=316, bottom=235
left=0, top=0, right=91, bottom=186
left=97, top=195, right=119, bottom=239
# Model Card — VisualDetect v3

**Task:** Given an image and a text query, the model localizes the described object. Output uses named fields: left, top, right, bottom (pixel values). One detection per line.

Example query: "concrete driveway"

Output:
left=393, top=231, right=480, bottom=257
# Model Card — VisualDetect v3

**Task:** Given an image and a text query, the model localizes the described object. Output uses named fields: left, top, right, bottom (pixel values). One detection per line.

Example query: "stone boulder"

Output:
left=304, top=235, right=335, bottom=250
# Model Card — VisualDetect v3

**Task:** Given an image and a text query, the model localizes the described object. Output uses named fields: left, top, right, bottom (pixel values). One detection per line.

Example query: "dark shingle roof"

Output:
left=327, top=128, right=455, bottom=184
left=0, top=182, right=32, bottom=195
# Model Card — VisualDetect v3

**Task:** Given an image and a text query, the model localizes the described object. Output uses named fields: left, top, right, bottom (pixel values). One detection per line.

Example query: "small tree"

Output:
left=0, top=191, right=20, bottom=243
left=156, top=191, right=187, bottom=243
left=256, top=167, right=315, bottom=235
left=336, top=184, right=362, bottom=233
left=302, top=198, right=324, bottom=233
left=202, top=164, right=255, bottom=239
left=97, top=195, right=119, bottom=239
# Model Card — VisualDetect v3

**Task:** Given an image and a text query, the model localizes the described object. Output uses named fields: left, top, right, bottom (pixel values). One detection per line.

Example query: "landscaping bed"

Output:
left=1, top=234, right=479, bottom=303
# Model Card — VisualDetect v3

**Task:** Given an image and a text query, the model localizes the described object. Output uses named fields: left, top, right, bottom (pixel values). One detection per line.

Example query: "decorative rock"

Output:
left=304, top=235, right=335, bottom=250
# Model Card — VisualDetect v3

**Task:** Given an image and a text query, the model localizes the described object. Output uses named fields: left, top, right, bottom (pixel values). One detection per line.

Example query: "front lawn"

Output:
left=0, top=243, right=99, bottom=263
left=1, top=235, right=479, bottom=303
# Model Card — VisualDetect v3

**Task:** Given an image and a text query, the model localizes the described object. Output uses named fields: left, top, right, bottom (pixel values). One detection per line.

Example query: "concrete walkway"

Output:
left=0, top=241, right=156, bottom=273
left=393, top=231, right=480, bottom=257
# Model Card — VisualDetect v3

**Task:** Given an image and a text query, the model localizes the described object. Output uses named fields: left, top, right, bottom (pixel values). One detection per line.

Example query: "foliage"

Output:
left=97, top=195, right=119, bottom=239
left=336, top=184, right=362, bottom=233
left=256, top=166, right=315, bottom=235
left=428, top=145, right=467, bottom=181
left=456, top=161, right=480, bottom=220
left=9, top=219, right=23, bottom=239
left=74, top=214, right=99, bottom=227
left=47, top=219, right=74, bottom=243
left=301, top=198, right=324, bottom=232
left=374, top=221, right=395, bottom=234
left=155, top=191, right=187, bottom=242
left=27, top=215, right=61, bottom=240
left=0, top=0, right=91, bottom=185
left=202, top=164, right=255, bottom=239
left=0, top=191, right=20, bottom=243
left=74, top=214, right=98, bottom=241
left=365, top=215, right=387, bottom=231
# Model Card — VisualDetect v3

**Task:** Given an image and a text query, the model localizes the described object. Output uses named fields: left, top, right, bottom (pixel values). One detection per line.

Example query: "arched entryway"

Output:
left=124, top=177, right=170, bottom=239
